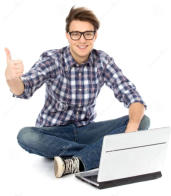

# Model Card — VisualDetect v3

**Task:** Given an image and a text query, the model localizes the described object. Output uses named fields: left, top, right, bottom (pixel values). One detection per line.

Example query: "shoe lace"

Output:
left=64, top=157, right=80, bottom=174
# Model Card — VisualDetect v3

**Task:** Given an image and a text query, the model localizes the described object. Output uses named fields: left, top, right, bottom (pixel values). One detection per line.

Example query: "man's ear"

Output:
left=94, top=31, right=98, bottom=40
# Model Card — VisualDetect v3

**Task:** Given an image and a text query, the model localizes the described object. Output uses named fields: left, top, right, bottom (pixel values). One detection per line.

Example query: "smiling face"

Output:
left=66, top=20, right=97, bottom=64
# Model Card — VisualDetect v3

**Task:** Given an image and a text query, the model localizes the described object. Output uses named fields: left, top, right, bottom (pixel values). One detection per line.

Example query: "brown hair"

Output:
left=65, top=6, right=100, bottom=32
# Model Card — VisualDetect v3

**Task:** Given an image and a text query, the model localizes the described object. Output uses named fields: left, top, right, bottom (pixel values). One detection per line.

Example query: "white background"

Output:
left=0, top=0, right=171, bottom=195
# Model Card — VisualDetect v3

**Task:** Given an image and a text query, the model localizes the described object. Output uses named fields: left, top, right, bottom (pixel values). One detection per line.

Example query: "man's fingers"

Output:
left=12, top=60, right=23, bottom=64
left=4, top=49, right=24, bottom=81
left=13, top=67, right=24, bottom=72
left=4, top=48, right=12, bottom=63
left=16, top=72, right=23, bottom=77
left=12, top=62, right=24, bottom=69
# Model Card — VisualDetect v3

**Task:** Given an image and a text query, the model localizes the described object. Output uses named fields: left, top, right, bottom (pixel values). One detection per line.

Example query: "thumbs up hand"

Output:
left=5, top=48, right=24, bottom=81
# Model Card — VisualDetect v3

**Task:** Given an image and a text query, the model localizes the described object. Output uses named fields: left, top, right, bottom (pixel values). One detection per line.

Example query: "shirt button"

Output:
left=78, top=88, right=82, bottom=91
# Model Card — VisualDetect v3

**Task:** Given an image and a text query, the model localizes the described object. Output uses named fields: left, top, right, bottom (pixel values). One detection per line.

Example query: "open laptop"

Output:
left=75, top=127, right=171, bottom=189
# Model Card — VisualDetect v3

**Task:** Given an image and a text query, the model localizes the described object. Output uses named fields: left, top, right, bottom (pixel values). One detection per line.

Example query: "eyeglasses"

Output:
left=68, top=31, right=96, bottom=40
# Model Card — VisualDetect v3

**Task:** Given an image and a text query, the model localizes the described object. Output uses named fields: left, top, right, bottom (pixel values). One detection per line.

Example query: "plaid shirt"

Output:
left=14, top=46, right=146, bottom=127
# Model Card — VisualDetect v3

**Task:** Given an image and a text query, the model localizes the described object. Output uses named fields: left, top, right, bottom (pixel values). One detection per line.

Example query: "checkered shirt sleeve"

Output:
left=103, top=55, right=147, bottom=109
left=13, top=51, right=57, bottom=99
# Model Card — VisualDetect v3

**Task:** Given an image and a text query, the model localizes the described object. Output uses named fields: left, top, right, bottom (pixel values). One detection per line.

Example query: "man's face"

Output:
left=66, top=20, right=97, bottom=64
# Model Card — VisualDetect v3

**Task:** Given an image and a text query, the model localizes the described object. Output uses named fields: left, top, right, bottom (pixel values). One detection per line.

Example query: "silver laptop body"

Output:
left=75, top=127, right=171, bottom=189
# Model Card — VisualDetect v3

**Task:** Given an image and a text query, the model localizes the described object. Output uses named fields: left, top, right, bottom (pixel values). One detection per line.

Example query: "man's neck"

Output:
left=70, top=48, right=89, bottom=65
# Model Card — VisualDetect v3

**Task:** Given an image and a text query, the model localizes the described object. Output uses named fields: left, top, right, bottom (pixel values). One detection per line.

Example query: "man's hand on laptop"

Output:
left=126, top=102, right=145, bottom=133
left=125, top=122, right=139, bottom=133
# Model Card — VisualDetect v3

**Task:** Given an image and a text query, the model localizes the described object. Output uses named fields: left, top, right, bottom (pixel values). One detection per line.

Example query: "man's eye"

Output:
left=85, top=32, right=94, bottom=37
left=72, top=32, right=79, bottom=36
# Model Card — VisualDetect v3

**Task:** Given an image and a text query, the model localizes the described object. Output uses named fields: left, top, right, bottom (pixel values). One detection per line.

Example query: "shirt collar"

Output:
left=63, top=46, right=94, bottom=72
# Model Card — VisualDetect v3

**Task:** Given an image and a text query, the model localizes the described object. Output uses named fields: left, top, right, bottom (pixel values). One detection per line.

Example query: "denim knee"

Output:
left=17, top=127, right=39, bottom=149
left=138, top=115, right=150, bottom=130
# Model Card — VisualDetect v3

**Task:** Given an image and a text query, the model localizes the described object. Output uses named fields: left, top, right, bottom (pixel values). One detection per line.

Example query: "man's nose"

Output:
left=79, top=34, right=86, bottom=42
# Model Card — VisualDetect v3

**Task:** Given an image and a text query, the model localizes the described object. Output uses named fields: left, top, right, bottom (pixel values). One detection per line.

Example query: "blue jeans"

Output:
left=17, top=115, right=150, bottom=171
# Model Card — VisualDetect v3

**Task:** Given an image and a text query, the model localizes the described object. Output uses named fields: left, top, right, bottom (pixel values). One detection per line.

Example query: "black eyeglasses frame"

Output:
left=68, top=31, right=96, bottom=40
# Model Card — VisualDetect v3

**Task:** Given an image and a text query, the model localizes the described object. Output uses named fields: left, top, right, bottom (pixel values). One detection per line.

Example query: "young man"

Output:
left=5, top=7, right=150, bottom=178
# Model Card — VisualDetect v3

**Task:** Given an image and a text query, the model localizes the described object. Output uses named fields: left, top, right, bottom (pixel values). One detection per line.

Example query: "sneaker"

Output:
left=54, top=156, right=80, bottom=178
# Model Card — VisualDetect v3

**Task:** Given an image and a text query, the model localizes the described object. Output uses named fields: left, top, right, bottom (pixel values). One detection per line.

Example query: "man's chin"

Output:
left=70, top=47, right=91, bottom=62
left=75, top=50, right=89, bottom=57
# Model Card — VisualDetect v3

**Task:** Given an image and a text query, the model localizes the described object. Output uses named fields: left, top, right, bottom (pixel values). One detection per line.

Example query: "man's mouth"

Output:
left=77, top=45, right=88, bottom=50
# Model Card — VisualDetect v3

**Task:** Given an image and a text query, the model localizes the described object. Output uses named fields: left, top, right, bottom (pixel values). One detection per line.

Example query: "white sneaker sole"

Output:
left=54, top=156, right=65, bottom=178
